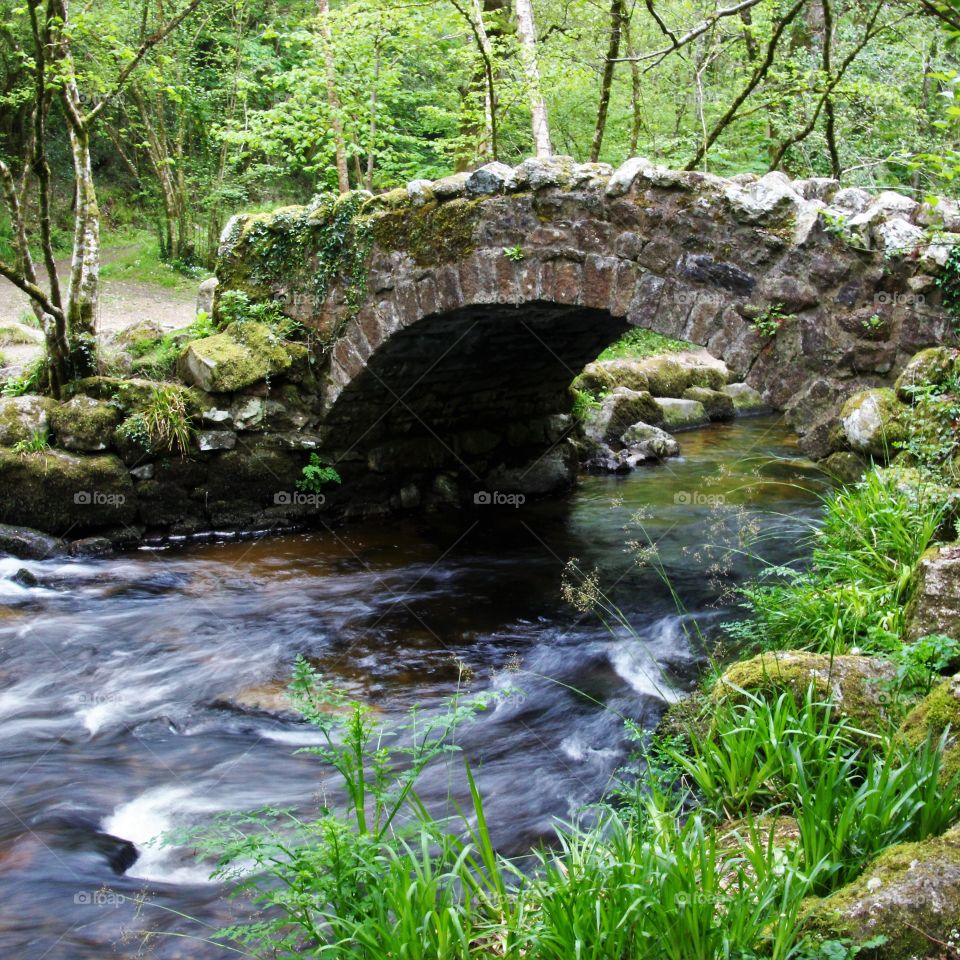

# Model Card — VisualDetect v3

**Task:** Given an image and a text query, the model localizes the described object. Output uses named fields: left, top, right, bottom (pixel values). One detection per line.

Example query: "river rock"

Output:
left=682, top=386, right=735, bottom=421
left=50, top=396, right=120, bottom=452
left=655, top=398, right=709, bottom=431
left=835, top=388, right=906, bottom=460
left=721, top=382, right=767, bottom=414
left=621, top=421, right=680, bottom=459
left=903, top=543, right=960, bottom=643
left=0, top=523, right=65, bottom=560
left=485, top=443, right=577, bottom=495
left=0, top=395, right=54, bottom=446
left=68, top=536, right=114, bottom=557
left=198, top=430, right=237, bottom=452
left=802, top=821, right=960, bottom=958
left=0, top=450, right=136, bottom=535
left=581, top=387, right=663, bottom=445
left=819, top=451, right=868, bottom=484
left=713, top=650, right=897, bottom=736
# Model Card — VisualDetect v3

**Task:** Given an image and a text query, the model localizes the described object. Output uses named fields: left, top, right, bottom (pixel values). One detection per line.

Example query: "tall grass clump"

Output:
left=729, top=468, right=946, bottom=655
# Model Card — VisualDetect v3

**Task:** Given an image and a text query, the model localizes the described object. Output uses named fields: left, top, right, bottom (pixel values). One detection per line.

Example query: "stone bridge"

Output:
left=216, top=156, right=956, bottom=501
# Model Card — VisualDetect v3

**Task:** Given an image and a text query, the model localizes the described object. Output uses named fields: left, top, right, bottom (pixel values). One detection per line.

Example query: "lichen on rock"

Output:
left=0, top=395, right=55, bottom=446
left=903, top=543, right=960, bottom=644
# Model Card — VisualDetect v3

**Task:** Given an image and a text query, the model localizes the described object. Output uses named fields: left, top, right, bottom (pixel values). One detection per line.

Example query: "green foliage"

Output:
left=751, top=303, right=790, bottom=339
left=570, top=387, right=601, bottom=423
left=11, top=430, right=50, bottom=456
left=894, top=633, right=960, bottom=695
left=729, top=468, right=944, bottom=655
left=297, top=453, right=342, bottom=493
left=597, top=327, right=693, bottom=362
left=895, top=369, right=960, bottom=481
left=1, top=357, right=46, bottom=397
left=117, top=385, right=195, bottom=455
left=935, top=244, right=960, bottom=322
left=502, top=244, right=525, bottom=262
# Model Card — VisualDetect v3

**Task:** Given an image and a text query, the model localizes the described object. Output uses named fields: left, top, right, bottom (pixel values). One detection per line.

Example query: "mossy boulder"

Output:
left=0, top=523, right=65, bottom=559
left=581, top=387, right=664, bottom=445
left=802, top=821, right=960, bottom=959
left=900, top=674, right=960, bottom=781
left=50, top=396, right=120, bottom=452
left=0, top=395, right=55, bottom=446
left=0, top=449, right=135, bottom=534
left=713, top=650, right=897, bottom=736
left=597, top=359, right=651, bottom=393
left=571, top=362, right=616, bottom=396
left=721, top=382, right=768, bottom=414
left=682, top=386, right=736, bottom=421
left=903, top=543, right=960, bottom=643
left=177, top=322, right=305, bottom=394
left=836, top=388, right=907, bottom=461
left=820, top=451, right=869, bottom=484
left=655, top=397, right=709, bottom=431
left=636, top=356, right=691, bottom=397
left=894, top=346, right=958, bottom=400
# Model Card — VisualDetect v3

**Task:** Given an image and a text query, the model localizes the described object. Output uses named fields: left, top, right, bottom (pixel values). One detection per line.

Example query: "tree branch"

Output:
left=0, top=261, right=64, bottom=321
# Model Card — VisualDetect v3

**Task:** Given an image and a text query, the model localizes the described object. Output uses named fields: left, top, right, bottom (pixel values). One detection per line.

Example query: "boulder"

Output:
left=50, top=396, right=120, bottom=452
left=621, top=421, right=680, bottom=459
left=819, top=451, right=868, bottom=484
left=836, top=388, right=906, bottom=460
left=900, top=674, right=960, bottom=781
left=724, top=171, right=802, bottom=225
left=713, top=650, right=897, bottom=736
left=636, top=356, right=689, bottom=397
left=0, top=523, right=65, bottom=559
left=196, top=276, right=218, bottom=318
left=903, top=543, right=960, bottom=643
left=431, top=172, right=470, bottom=200
left=655, top=398, right=709, bottom=431
left=682, top=387, right=736, bottom=422
left=721, top=382, right=768, bottom=414
left=465, top=162, right=515, bottom=197
left=406, top=179, right=435, bottom=207
left=0, top=395, right=54, bottom=446
left=596, top=359, right=650, bottom=393
left=894, top=346, right=958, bottom=400
left=606, top=157, right=657, bottom=197
left=485, top=443, right=578, bottom=495
left=0, top=449, right=136, bottom=535
left=802, top=821, right=960, bottom=958
left=580, top=387, right=663, bottom=445
left=571, top=361, right=618, bottom=396
left=178, top=321, right=305, bottom=394
left=197, top=430, right=237, bottom=452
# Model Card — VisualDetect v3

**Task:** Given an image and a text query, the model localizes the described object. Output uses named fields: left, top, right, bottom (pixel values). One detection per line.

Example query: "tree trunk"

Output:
left=514, top=0, right=551, bottom=157
left=590, top=0, right=625, bottom=162
left=317, top=0, right=350, bottom=193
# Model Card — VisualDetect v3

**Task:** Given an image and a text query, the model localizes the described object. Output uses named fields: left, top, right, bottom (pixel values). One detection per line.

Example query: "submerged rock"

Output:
left=835, top=388, right=906, bottom=461
left=485, top=443, right=578, bottom=495
left=903, top=543, right=960, bottom=644
left=713, top=650, right=897, bottom=736
left=819, top=451, right=868, bottom=484
left=802, top=821, right=960, bottom=958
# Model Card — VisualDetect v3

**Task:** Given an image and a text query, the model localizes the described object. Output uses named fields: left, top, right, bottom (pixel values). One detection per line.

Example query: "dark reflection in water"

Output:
left=0, top=416, right=827, bottom=958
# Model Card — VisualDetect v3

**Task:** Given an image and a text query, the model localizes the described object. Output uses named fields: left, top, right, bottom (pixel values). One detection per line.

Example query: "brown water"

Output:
left=0, top=416, right=828, bottom=958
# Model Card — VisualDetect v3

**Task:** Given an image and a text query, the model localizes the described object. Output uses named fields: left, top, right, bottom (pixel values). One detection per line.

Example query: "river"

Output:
left=0, top=415, right=827, bottom=958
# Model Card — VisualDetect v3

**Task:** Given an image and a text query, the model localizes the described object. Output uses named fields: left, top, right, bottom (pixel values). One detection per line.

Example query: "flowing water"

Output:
left=0, top=416, right=828, bottom=958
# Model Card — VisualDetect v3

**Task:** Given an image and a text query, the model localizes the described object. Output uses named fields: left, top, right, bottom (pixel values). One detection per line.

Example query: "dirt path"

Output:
left=0, top=247, right=198, bottom=373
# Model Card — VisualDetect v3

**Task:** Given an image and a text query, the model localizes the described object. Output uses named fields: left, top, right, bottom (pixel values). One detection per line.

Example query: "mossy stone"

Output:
left=0, top=449, right=135, bottom=534
left=894, top=346, right=958, bottom=400
left=903, top=543, right=960, bottom=644
left=581, top=387, right=664, bottom=444
left=682, top=386, right=736, bottom=421
left=819, top=451, right=868, bottom=484
left=637, top=356, right=690, bottom=397
left=836, top=387, right=907, bottom=461
left=900, top=674, right=960, bottom=780
left=0, top=395, right=55, bottom=446
left=801, top=822, right=960, bottom=959
left=50, top=396, right=120, bottom=452
left=370, top=197, right=483, bottom=266
left=713, top=650, right=898, bottom=737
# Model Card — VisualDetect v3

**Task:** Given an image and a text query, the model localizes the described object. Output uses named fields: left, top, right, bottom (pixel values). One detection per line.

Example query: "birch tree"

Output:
left=513, top=0, right=551, bottom=157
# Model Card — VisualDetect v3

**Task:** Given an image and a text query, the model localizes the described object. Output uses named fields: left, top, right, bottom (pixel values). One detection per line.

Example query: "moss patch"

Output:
left=50, top=396, right=120, bottom=452
left=370, top=197, right=483, bottom=266
left=900, top=675, right=960, bottom=780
